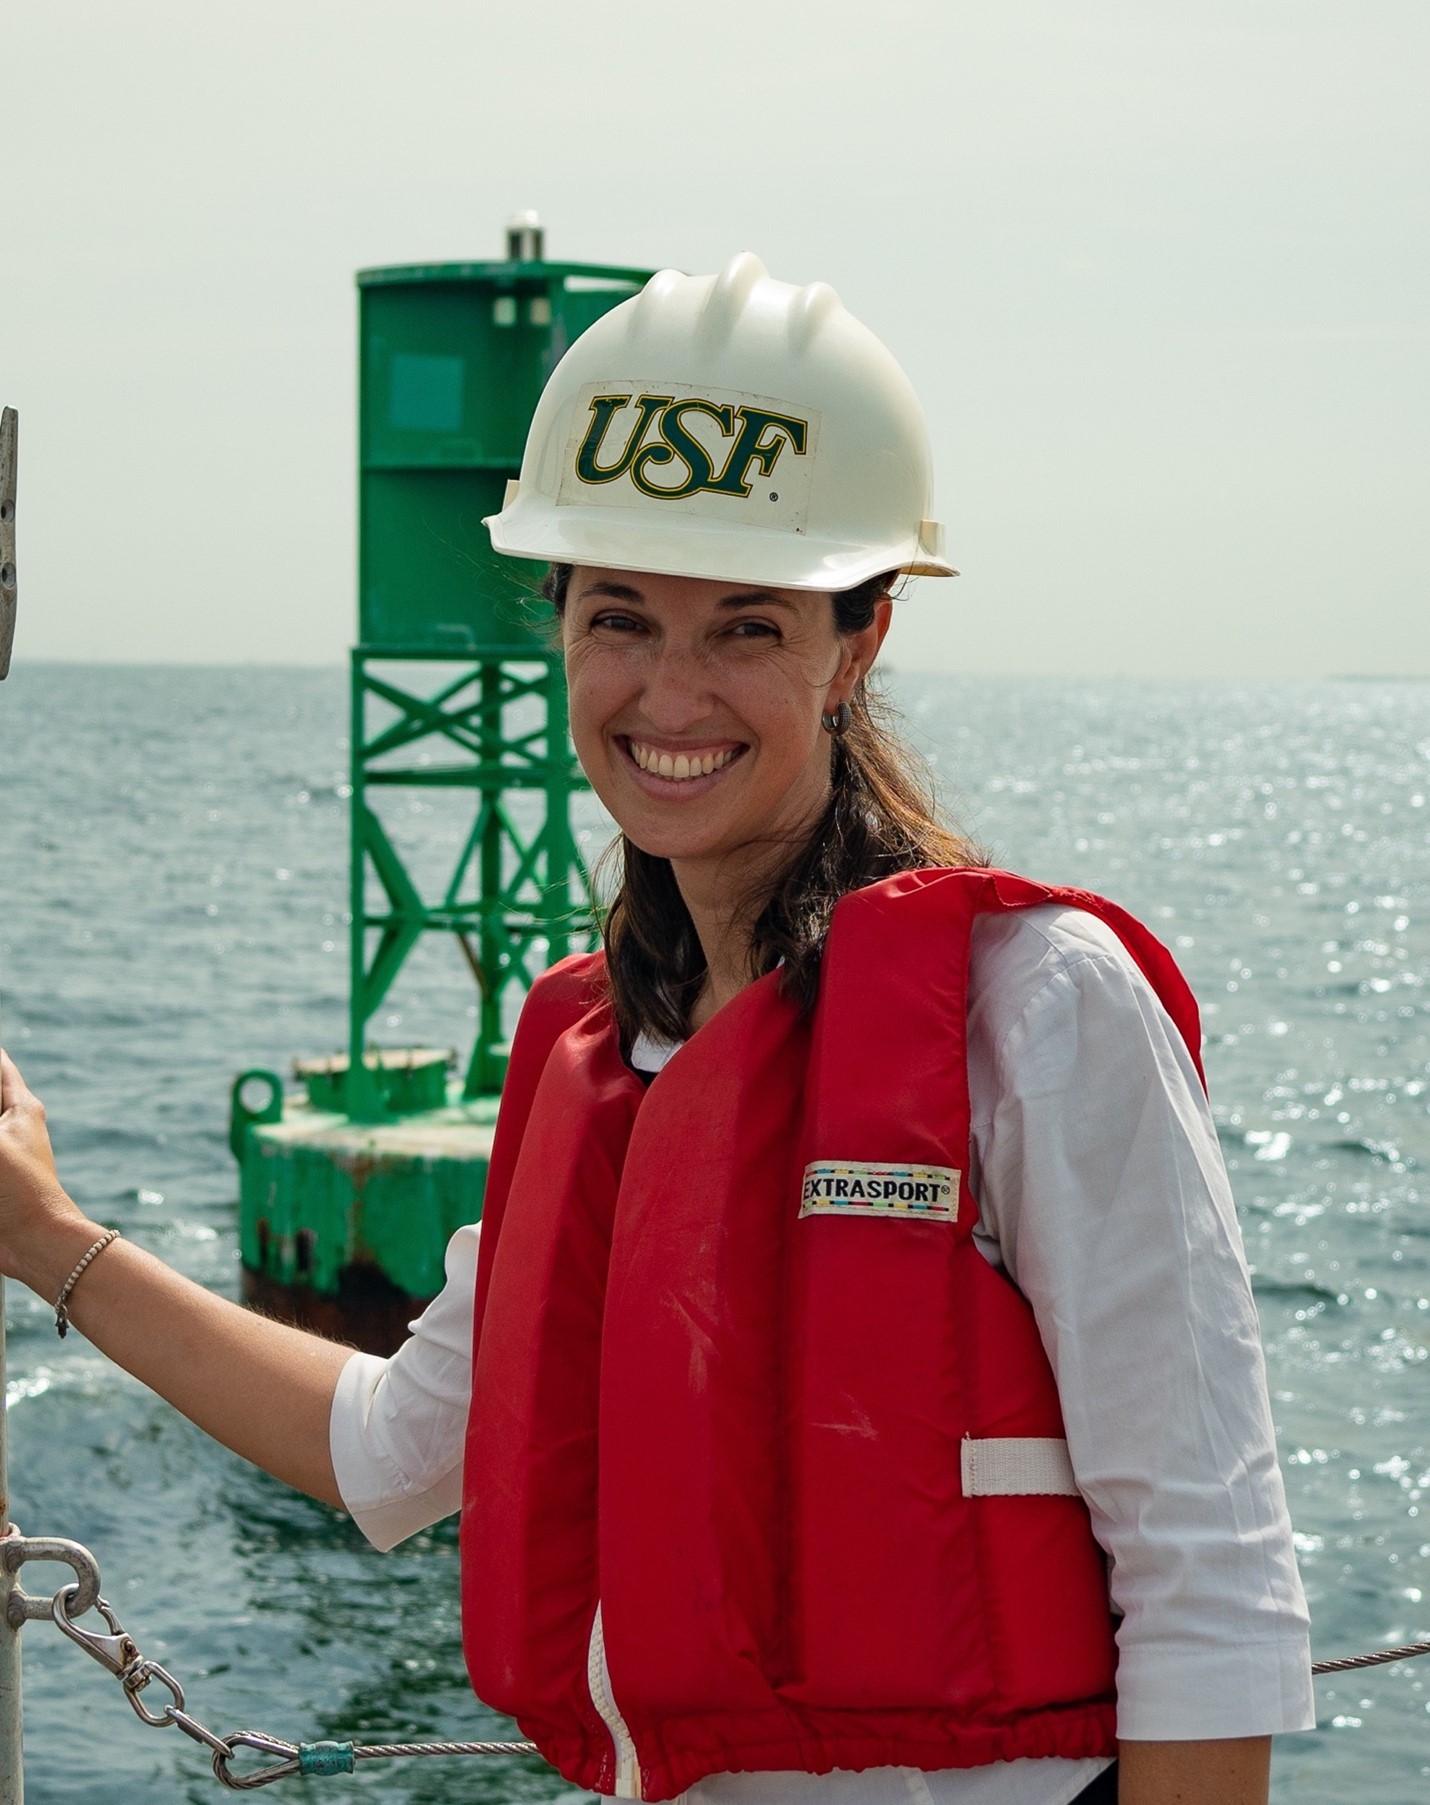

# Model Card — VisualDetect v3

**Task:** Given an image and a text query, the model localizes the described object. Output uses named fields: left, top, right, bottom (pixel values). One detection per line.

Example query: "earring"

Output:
left=820, top=701, right=852, bottom=736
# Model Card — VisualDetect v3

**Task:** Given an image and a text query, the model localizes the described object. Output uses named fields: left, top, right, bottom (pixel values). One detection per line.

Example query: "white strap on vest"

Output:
left=960, top=1436, right=1079, bottom=1498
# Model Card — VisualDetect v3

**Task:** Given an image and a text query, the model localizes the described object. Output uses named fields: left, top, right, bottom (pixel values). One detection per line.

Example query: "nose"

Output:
left=638, top=641, right=717, bottom=734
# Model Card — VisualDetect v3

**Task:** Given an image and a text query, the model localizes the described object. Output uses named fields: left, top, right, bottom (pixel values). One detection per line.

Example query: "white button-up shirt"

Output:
left=330, top=906, right=1314, bottom=1803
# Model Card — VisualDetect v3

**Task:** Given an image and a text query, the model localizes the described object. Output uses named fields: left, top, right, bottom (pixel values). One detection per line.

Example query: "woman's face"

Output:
left=561, top=566, right=890, bottom=887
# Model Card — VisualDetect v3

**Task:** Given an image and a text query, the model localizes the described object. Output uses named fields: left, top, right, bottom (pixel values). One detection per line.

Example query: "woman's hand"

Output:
left=0, top=1049, right=106, bottom=1298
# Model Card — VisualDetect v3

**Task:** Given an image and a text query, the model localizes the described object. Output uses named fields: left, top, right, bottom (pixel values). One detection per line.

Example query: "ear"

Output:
left=825, top=596, right=893, bottom=710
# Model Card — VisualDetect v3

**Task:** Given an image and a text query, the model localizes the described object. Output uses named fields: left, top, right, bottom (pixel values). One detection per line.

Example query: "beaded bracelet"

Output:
left=54, top=1228, right=121, bottom=1338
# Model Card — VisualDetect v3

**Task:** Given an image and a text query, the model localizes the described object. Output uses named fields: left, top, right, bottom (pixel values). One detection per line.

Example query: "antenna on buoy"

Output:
left=505, top=210, right=545, bottom=263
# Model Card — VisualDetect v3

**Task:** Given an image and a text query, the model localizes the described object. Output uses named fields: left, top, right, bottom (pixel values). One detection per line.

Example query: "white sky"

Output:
left=4, top=0, right=1427, bottom=676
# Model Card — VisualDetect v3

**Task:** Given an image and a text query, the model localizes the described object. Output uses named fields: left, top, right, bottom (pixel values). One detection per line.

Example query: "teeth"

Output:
left=629, top=742, right=736, bottom=781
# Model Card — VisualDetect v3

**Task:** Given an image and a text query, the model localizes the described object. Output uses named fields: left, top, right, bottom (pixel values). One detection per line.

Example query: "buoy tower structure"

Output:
left=231, top=219, right=653, bottom=1351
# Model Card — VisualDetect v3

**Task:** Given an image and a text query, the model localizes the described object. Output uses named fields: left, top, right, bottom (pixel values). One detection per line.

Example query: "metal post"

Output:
left=0, top=1274, right=20, bottom=1805
left=0, top=406, right=16, bottom=680
left=0, top=401, right=25, bottom=1801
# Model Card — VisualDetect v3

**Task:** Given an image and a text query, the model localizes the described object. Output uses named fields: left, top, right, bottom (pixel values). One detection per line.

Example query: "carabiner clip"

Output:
left=51, top=1585, right=140, bottom=1681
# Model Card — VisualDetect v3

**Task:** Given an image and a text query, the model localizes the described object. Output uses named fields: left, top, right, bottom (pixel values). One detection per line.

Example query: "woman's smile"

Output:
left=619, top=735, right=748, bottom=792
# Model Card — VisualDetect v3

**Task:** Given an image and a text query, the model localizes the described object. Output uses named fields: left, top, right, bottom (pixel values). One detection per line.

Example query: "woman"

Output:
left=0, top=255, right=1311, bottom=1804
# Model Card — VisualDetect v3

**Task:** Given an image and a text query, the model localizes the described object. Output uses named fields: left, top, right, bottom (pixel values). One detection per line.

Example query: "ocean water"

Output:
left=0, top=662, right=1426, bottom=1803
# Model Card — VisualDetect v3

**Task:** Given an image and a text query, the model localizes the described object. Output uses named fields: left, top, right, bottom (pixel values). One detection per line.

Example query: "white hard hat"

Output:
left=485, top=252, right=955, bottom=591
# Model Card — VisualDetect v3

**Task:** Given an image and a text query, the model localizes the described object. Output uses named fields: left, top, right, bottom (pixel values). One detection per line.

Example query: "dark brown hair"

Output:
left=545, top=562, right=983, bottom=1049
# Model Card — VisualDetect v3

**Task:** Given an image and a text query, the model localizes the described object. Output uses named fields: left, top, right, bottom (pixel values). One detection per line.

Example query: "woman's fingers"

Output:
left=0, top=1048, right=52, bottom=1157
left=1, top=1050, right=48, bottom=1134
left=0, top=1046, right=31, bottom=1115
left=0, top=1047, right=88, bottom=1291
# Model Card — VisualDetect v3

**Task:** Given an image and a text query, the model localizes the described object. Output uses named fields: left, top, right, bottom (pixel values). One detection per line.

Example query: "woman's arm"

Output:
left=0, top=1049, right=349, bottom=1506
left=1119, top=1736, right=1271, bottom=1805
left=967, top=909, right=1313, bottom=1766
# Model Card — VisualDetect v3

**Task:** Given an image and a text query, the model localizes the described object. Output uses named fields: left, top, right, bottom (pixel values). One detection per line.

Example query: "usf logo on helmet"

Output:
left=573, top=392, right=810, bottom=503
left=557, top=380, right=822, bottom=529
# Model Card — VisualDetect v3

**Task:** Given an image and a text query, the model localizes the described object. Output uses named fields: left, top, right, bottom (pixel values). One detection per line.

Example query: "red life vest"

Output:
left=461, top=868, right=1204, bottom=1800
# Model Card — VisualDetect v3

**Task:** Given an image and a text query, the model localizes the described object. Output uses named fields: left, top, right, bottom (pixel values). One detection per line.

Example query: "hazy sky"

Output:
left=4, top=1, right=1426, bottom=676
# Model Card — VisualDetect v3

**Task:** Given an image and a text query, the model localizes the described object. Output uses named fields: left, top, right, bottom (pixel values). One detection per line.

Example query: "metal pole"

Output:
left=0, top=406, right=16, bottom=680
left=0, top=401, right=25, bottom=1802
left=0, top=1274, right=20, bottom=1805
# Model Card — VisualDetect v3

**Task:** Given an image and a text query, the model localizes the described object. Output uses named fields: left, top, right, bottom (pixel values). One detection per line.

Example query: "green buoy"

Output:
left=231, top=218, right=654, bottom=1352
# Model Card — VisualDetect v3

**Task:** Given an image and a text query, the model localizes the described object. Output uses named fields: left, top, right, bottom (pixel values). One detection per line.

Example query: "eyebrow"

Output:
left=717, top=590, right=797, bottom=612
left=577, top=580, right=796, bottom=612
left=577, top=580, right=645, bottom=603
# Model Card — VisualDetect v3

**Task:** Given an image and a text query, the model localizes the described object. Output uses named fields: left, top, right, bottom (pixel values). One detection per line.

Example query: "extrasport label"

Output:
left=799, top=1161, right=959, bottom=1223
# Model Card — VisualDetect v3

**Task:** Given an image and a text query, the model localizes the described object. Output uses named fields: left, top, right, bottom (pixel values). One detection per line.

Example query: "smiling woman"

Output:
left=0, top=254, right=1311, bottom=1805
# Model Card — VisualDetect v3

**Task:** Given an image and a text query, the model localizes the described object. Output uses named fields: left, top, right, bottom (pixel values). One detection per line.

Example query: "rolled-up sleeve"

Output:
left=328, top=1222, right=479, bottom=1552
left=967, top=907, right=1314, bottom=1741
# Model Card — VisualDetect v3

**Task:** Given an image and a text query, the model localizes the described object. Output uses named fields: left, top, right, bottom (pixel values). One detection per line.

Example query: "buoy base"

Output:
left=234, top=1077, right=497, bottom=1356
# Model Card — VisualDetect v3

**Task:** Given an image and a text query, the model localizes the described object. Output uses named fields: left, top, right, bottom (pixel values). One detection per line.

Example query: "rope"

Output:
left=1312, top=1639, right=1430, bottom=1676
left=353, top=1740, right=538, bottom=1754
left=349, top=1740, right=537, bottom=1759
